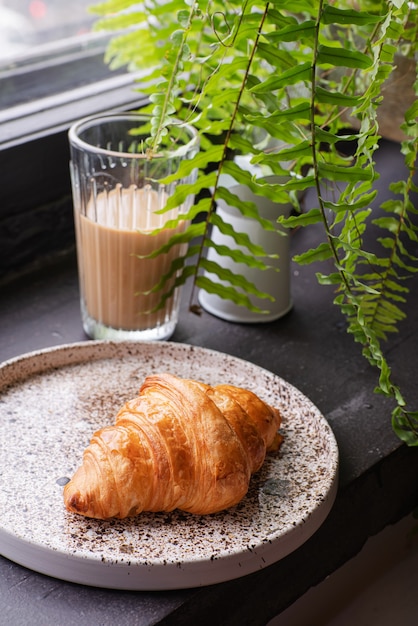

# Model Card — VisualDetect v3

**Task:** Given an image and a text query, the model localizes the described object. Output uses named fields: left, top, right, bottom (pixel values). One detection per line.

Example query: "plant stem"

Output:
left=148, top=1, right=198, bottom=156
left=310, top=1, right=350, bottom=289
left=189, top=2, right=271, bottom=310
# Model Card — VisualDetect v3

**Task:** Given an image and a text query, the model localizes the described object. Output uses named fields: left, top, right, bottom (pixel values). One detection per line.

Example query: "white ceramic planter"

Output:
left=199, top=177, right=293, bottom=323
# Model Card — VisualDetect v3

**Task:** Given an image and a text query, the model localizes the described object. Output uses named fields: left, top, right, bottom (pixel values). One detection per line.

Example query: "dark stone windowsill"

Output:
left=1, top=139, right=417, bottom=625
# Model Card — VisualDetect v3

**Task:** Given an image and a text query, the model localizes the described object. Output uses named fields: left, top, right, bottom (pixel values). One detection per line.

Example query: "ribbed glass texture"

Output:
left=69, top=113, right=199, bottom=340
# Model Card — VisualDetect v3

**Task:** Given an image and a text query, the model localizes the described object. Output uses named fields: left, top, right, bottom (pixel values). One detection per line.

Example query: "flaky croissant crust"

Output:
left=64, top=373, right=282, bottom=519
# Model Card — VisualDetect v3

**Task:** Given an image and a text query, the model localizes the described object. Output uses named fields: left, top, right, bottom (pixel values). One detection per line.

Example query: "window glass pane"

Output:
left=0, top=1, right=122, bottom=113
left=0, top=1, right=96, bottom=55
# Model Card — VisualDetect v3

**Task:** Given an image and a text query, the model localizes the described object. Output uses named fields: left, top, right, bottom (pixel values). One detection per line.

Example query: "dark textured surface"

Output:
left=1, top=139, right=418, bottom=625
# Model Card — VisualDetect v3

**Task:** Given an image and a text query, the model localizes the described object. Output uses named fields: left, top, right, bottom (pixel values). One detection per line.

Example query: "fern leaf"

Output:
left=205, top=239, right=275, bottom=270
left=294, top=243, right=333, bottom=264
left=321, top=6, right=385, bottom=26
left=209, top=212, right=275, bottom=257
left=195, top=276, right=270, bottom=314
left=199, top=258, right=275, bottom=301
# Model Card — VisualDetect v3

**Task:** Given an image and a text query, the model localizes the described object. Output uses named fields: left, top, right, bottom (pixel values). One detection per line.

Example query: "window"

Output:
left=0, top=1, right=146, bottom=279
left=0, top=1, right=103, bottom=113
left=0, top=1, right=96, bottom=51
left=0, top=1, right=147, bottom=147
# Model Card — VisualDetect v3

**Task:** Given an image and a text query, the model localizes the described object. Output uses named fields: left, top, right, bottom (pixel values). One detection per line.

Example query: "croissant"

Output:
left=64, top=373, right=282, bottom=519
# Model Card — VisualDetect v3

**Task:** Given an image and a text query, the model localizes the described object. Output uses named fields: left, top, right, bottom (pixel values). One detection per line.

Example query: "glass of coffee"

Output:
left=69, top=113, right=199, bottom=341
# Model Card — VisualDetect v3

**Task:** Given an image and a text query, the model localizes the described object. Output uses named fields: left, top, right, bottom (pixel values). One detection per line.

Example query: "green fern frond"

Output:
left=91, top=0, right=418, bottom=443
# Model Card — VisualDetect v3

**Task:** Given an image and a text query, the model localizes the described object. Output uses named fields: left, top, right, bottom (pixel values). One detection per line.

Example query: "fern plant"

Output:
left=91, top=0, right=418, bottom=445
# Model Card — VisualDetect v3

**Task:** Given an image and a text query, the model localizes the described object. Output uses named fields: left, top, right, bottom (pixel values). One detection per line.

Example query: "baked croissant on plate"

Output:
left=64, top=373, right=282, bottom=519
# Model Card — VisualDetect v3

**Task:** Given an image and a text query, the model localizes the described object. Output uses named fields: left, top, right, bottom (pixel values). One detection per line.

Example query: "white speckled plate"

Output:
left=0, top=341, right=338, bottom=590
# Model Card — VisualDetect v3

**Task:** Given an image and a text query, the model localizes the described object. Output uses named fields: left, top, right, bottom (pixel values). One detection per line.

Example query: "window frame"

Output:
left=1, top=72, right=145, bottom=149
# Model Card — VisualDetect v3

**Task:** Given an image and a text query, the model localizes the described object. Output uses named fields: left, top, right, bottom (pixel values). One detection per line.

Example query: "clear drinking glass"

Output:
left=68, top=113, right=199, bottom=341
